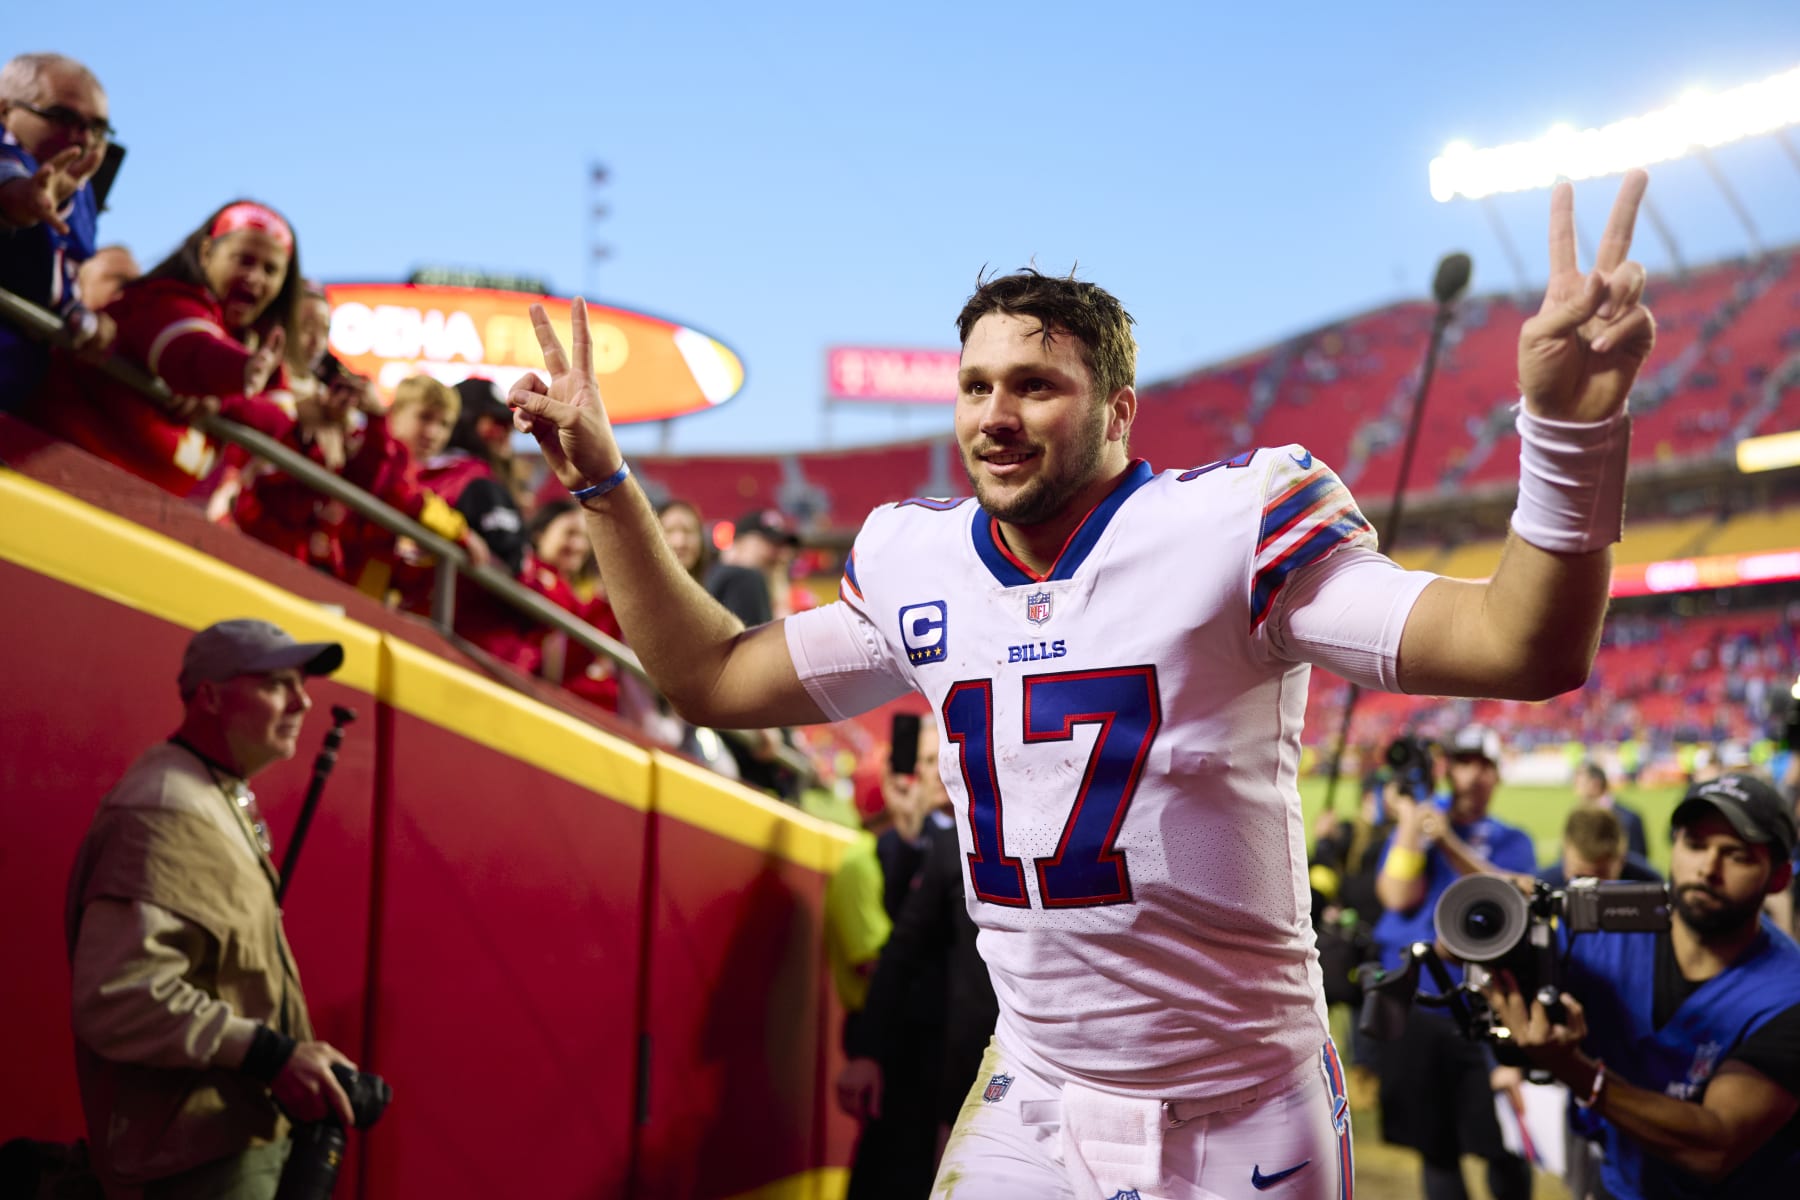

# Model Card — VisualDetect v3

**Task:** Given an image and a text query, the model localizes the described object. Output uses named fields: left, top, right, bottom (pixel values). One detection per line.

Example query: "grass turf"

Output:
left=1299, top=778, right=1688, bottom=876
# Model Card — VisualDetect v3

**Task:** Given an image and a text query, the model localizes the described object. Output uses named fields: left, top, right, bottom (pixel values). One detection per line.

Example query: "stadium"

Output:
left=3, top=25, right=1799, bottom=1200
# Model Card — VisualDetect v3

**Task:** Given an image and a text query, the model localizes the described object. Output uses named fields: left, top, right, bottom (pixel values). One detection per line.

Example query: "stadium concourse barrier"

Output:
left=0, top=416, right=860, bottom=1195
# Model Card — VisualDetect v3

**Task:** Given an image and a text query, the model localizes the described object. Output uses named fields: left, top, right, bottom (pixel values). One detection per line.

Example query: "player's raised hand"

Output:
left=1519, top=169, right=1656, bottom=423
left=508, top=299, right=624, bottom=491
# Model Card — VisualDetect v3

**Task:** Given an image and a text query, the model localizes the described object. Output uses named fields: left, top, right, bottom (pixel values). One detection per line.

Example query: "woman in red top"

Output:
left=31, top=199, right=303, bottom=496
left=522, top=498, right=625, bottom=712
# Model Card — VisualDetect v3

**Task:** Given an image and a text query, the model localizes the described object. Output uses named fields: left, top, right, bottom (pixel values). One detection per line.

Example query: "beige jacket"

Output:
left=65, top=742, right=313, bottom=1187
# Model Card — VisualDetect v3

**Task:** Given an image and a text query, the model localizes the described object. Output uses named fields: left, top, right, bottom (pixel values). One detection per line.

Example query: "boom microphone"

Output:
left=1432, top=252, right=1473, bottom=307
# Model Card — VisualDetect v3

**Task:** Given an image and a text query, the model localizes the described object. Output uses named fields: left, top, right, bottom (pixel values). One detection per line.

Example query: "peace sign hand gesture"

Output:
left=508, top=299, right=624, bottom=491
left=1518, top=169, right=1657, bottom=423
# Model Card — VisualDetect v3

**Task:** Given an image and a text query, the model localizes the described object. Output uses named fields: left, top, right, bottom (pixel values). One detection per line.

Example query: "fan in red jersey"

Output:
left=29, top=199, right=305, bottom=497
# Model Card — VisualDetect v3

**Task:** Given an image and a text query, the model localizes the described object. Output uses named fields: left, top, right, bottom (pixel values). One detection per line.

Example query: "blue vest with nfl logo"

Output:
left=1562, top=921, right=1800, bottom=1200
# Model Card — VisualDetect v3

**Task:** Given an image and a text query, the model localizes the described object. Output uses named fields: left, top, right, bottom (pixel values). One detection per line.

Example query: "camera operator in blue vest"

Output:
left=1484, top=772, right=1800, bottom=1199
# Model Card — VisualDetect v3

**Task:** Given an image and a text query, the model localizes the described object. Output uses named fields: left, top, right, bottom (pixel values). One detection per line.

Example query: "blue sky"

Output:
left=17, top=2, right=1800, bottom=454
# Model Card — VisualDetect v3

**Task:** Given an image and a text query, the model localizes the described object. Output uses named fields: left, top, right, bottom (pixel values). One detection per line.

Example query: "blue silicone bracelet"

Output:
left=570, top=461, right=631, bottom=502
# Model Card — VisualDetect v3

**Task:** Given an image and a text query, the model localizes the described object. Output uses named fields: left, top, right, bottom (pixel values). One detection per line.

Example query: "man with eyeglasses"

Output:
left=0, top=51, right=115, bottom=406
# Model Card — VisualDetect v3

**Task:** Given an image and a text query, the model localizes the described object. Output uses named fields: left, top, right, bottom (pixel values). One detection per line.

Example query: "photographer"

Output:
left=65, top=620, right=359, bottom=1198
left=1484, top=773, right=1800, bottom=1199
left=1371, top=726, right=1538, bottom=1200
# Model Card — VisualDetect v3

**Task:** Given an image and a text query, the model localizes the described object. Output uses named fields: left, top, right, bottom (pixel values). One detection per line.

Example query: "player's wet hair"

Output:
left=954, top=267, right=1137, bottom=404
left=140, top=198, right=304, bottom=346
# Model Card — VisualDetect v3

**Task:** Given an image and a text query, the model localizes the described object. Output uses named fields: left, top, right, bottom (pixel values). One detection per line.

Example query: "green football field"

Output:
left=1297, top=778, right=1689, bottom=876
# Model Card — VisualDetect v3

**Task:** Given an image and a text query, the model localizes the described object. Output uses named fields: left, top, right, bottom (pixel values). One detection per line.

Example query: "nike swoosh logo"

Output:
left=1289, top=450, right=1313, bottom=469
left=1251, top=1160, right=1312, bottom=1189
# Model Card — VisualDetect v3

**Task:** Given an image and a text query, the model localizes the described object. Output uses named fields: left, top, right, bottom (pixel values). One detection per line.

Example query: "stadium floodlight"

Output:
left=1736, top=430, right=1800, bottom=475
left=1430, top=64, right=1800, bottom=201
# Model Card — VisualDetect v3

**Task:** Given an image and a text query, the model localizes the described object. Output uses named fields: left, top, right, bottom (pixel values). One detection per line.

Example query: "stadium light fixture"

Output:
left=1736, top=429, right=1800, bottom=474
left=1430, top=64, right=1800, bottom=201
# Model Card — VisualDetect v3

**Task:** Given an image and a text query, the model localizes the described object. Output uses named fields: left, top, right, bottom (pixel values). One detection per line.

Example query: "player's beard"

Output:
left=963, top=406, right=1109, bottom=528
left=1673, top=883, right=1763, bottom=938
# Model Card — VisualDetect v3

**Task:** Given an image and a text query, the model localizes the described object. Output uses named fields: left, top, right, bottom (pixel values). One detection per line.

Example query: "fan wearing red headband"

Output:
left=29, top=198, right=306, bottom=497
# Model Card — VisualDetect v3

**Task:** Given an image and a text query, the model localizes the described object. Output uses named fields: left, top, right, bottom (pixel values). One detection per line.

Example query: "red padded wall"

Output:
left=356, top=706, right=646, bottom=1198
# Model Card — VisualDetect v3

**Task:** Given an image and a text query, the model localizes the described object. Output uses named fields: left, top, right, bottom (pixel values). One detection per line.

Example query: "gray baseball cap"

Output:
left=178, top=619, right=344, bottom=696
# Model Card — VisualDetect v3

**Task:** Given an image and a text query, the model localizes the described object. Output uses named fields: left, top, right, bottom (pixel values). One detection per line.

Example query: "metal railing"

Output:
left=0, top=286, right=815, bottom=785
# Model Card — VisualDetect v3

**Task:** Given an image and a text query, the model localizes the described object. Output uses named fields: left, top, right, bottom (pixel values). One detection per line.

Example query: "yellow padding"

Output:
left=654, top=751, right=857, bottom=874
left=382, top=636, right=651, bottom=811
left=724, top=1166, right=849, bottom=1200
left=0, top=469, right=380, bottom=694
left=1701, top=508, right=1800, bottom=558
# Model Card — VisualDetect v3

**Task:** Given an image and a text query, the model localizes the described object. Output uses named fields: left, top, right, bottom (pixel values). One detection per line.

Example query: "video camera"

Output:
left=1355, top=875, right=1669, bottom=1066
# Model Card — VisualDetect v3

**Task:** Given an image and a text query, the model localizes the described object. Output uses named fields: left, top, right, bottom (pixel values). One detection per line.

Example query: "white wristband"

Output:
left=1509, top=404, right=1631, bottom=554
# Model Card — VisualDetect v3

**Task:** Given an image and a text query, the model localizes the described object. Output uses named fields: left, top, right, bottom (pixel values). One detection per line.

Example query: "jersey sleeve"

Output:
left=783, top=515, right=915, bottom=721
left=1263, top=546, right=1435, bottom=691
left=114, top=289, right=252, bottom=398
left=1250, top=446, right=1379, bottom=631
left=1251, top=446, right=1434, bottom=690
left=784, top=598, right=911, bottom=721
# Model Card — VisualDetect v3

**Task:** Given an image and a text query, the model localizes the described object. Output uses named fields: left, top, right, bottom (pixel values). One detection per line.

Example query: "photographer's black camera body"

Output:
left=275, top=1064, right=391, bottom=1200
left=1384, top=735, right=1437, bottom=802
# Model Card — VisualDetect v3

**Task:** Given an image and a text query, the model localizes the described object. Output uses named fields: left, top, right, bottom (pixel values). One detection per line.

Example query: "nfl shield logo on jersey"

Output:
left=1106, top=1192, right=1141, bottom=1200
left=982, top=1073, right=1013, bottom=1103
left=1025, top=590, right=1052, bottom=626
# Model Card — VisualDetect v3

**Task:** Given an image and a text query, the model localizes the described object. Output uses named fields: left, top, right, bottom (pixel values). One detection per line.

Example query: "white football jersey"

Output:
left=787, top=447, right=1424, bottom=1098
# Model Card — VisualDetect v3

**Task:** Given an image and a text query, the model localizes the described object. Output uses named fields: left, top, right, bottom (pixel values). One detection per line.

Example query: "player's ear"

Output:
left=1766, top=857, right=1793, bottom=897
left=1106, top=385, right=1136, bottom=444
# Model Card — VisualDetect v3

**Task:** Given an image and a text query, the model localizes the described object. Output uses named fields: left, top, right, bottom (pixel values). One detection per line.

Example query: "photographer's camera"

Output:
left=274, top=1063, right=391, bottom=1200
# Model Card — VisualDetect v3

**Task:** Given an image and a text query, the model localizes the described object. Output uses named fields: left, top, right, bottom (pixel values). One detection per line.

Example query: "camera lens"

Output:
left=1463, top=900, right=1504, bottom=941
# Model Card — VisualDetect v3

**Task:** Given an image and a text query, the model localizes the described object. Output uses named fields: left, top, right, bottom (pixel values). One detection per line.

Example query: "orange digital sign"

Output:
left=322, top=284, right=745, bottom=424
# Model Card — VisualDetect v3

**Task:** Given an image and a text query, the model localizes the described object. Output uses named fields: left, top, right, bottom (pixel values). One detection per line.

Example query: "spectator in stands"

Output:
left=443, top=377, right=529, bottom=574
left=700, top=509, right=809, bottom=799
left=29, top=198, right=304, bottom=497
left=0, top=52, right=113, bottom=404
left=65, top=619, right=358, bottom=1196
left=522, top=496, right=623, bottom=711
left=1541, top=805, right=1662, bottom=889
left=656, top=497, right=710, bottom=586
left=706, top=508, right=796, bottom=627
left=1573, top=759, right=1649, bottom=861
left=836, top=721, right=958, bottom=1199
left=236, top=372, right=486, bottom=587
left=74, top=242, right=137, bottom=311
left=282, top=280, right=335, bottom=402
left=1372, top=725, right=1538, bottom=1200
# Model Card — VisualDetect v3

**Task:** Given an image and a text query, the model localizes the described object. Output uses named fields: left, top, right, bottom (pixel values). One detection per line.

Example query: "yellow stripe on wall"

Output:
left=382, top=635, right=651, bottom=810
left=724, top=1166, right=848, bottom=1200
left=0, top=469, right=381, bottom=693
left=655, top=751, right=858, bottom=874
